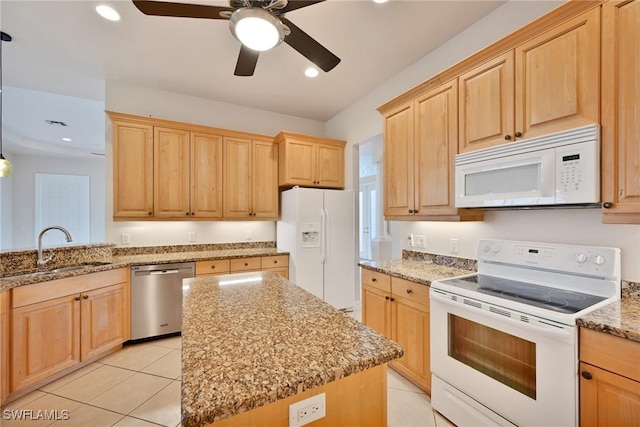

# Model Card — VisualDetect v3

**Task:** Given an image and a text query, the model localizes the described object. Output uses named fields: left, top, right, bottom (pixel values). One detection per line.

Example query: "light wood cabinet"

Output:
left=1, top=291, right=9, bottom=404
left=601, top=0, right=640, bottom=223
left=10, top=268, right=129, bottom=393
left=112, top=120, right=154, bottom=219
left=275, top=131, right=346, bottom=189
left=197, top=255, right=289, bottom=279
left=383, top=81, right=482, bottom=221
left=579, top=327, right=640, bottom=426
left=459, top=8, right=600, bottom=153
left=361, top=269, right=431, bottom=393
left=154, top=127, right=224, bottom=219
left=223, top=137, right=279, bottom=219
left=261, top=255, right=289, bottom=279
left=196, top=259, right=231, bottom=277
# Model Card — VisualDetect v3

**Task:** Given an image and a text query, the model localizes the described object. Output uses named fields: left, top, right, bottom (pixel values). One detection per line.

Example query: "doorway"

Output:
left=359, top=180, right=377, bottom=260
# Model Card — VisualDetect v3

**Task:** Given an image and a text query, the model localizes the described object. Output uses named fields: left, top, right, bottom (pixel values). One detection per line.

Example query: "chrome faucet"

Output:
left=37, top=226, right=73, bottom=268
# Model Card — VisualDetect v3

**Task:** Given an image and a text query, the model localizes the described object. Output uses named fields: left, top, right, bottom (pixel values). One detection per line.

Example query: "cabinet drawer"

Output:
left=230, top=257, right=262, bottom=272
left=391, top=277, right=429, bottom=308
left=0, top=291, right=7, bottom=316
left=261, top=255, right=289, bottom=269
left=196, top=259, right=231, bottom=276
left=362, top=269, right=391, bottom=293
left=580, top=328, right=640, bottom=383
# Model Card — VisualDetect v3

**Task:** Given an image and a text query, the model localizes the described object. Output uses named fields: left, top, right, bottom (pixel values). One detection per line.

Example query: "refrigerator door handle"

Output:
left=320, top=208, right=327, bottom=263
left=323, top=208, right=329, bottom=263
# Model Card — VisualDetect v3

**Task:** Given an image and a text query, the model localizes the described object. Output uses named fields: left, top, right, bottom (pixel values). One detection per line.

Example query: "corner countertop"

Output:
left=0, top=248, right=288, bottom=292
left=577, top=297, right=640, bottom=343
left=181, top=271, right=403, bottom=427
left=359, top=259, right=472, bottom=286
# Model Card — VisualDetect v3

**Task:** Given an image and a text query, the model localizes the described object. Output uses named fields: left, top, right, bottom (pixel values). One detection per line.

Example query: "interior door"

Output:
left=359, top=182, right=376, bottom=260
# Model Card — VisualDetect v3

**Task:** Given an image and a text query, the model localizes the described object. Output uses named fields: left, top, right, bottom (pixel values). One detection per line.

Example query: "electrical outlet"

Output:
left=450, top=238, right=460, bottom=254
left=121, top=233, right=130, bottom=244
left=408, top=234, right=415, bottom=247
left=289, top=393, right=326, bottom=427
left=188, top=232, right=196, bottom=243
left=415, top=235, right=426, bottom=248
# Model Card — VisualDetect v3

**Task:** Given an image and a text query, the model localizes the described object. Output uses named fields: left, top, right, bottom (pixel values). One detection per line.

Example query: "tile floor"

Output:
left=2, top=313, right=454, bottom=427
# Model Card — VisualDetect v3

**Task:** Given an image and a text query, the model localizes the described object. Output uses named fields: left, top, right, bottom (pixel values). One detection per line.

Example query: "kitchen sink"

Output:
left=3, top=262, right=112, bottom=280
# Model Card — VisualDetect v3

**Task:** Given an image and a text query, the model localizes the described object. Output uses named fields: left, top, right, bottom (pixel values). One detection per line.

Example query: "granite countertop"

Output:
left=0, top=248, right=287, bottom=292
left=577, top=298, right=640, bottom=343
left=181, top=271, right=404, bottom=427
left=359, top=258, right=472, bottom=286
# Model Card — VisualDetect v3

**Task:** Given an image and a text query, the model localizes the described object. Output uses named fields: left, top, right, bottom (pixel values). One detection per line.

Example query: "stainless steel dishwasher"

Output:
left=130, top=262, right=195, bottom=341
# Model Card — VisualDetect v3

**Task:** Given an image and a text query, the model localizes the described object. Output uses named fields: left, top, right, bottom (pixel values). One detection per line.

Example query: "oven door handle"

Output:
left=430, top=290, right=574, bottom=342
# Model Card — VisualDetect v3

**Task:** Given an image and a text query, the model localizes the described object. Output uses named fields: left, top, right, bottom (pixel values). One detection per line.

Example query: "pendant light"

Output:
left=0, top=31, right=12, bottom=177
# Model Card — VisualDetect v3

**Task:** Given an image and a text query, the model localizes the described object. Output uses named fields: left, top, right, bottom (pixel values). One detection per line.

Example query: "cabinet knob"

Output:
left=372, top=278, right=377, bottom=282
left=191, top=212, right=195, bottom=216
left=385, top=295, right=390, bottom=300
left=414, top=210, right=419, bottom=214
left=211, top=265, right=216, bottom=269
left=581, top=371, right=593, bottom=380
left=603, top=202, right=613, bottom=209
left=148, top=212, right=152, bottom=215
left=244, top=263, right=248, bottom=266
left=75, top=296, right=81, bottom=301
left=273, top=260, right=278, bottom=264
left=390, top=297, right=395, bottom=302
left=83, top=295, right=89, bottom=300
left=515, top=131, right=522, bottom=138
left=186, top=212, right=190, bottom=216
left=406, top=289, right=413, bottom=294
left=504, top=135, right=512, bottom=141
left=408, top=209, right=414, bottom=214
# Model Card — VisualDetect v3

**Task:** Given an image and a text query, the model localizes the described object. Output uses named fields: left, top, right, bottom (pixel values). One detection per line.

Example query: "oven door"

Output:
left=430, top=288, right=577, bottom=427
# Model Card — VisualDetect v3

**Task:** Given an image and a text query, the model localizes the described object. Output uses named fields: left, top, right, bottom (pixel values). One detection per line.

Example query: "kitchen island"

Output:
left=181, top=271, right=403, bottom=427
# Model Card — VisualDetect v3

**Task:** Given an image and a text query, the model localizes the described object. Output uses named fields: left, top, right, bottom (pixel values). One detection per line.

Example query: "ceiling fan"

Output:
left=132, top=0, right=341, bottom=76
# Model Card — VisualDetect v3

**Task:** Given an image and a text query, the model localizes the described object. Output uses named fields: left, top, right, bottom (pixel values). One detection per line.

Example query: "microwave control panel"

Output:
left=555, top=140, right=599, bottom=204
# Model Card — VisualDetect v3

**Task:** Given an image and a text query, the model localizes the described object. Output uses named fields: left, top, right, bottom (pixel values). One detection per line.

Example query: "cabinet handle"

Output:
left=390, top=297, right=395, bottom=302
left=372, top=277, right=377, bottom=282
left=385, top=295, right=390, bottom=300
left=406, top=289, right=413, bottom=294
left=504, top=135, right=512, bottom=141
left=408, top=209, right=414, bottom=214
left=83, top=295, right=89, bottom=300
left=414, top=210, right=419, bottom=214
left=581, top=371, right=593, bottom=380
left=75, top=296, right=81, bottom=301
left=603, top=202, right=613, bottom=209
left=515, top=131, right=522, bottom=138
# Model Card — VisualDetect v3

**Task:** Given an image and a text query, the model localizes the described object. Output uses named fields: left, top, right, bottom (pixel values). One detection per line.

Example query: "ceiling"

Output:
left=0, top=0, right=506, bottom=157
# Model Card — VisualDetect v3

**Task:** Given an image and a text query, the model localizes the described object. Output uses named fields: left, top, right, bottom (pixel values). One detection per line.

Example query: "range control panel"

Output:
left=478, top=239, right=620, bottom=278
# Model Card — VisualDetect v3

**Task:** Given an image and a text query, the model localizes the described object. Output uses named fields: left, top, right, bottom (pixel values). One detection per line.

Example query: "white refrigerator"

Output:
left=277, top=187, right=355, bottom=310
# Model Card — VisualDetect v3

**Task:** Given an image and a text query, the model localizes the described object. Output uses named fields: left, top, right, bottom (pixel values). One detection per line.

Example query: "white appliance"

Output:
left=430, top=239, right=620, bottom=427
left=277, top=187, right=355, bottom=310
left=455, top=124, right=600, bottom=208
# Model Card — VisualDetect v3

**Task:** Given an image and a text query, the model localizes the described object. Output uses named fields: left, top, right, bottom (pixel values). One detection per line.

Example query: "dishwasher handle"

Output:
left=149, top=269, right=180, bottom=275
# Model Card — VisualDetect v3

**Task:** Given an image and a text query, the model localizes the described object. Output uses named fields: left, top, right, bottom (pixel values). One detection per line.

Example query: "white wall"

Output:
left=0, top=152, right=14, bottom=249
left=8, top=153, right=106, bottom=250
left=325, top=1, right=640, bottom=282
left=104, top=81, right=326, bottom=246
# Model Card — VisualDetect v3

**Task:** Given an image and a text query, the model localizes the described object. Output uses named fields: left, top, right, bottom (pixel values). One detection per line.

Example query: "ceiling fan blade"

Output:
left=280, top=1, right=325, bottom=13
left=132, top=0, right=233, bottom=19
left=234, top=45, right=260, bottom=76
left=281, top=17, right=340, bottom=72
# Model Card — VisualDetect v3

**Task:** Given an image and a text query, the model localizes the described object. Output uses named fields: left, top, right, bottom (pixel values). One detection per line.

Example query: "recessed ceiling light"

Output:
left=373, top=0, right=389, bottom=3
left=62, top=137, right=72, bottom=142
left=305, top=67, right=319, bottom=78
left=96, top=5, right=121, bottom=22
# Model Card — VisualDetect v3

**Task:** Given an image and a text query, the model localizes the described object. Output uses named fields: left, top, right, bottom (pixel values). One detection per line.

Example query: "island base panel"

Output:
left=206, top=364, right=387, bottom=427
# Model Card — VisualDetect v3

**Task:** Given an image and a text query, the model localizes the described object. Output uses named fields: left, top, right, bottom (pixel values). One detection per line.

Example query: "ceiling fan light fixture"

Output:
left=229, top=8, right=284, bottom=52
left=304, top=67, right=319, bottom=78
left=96, top=5, right=121, bottom=21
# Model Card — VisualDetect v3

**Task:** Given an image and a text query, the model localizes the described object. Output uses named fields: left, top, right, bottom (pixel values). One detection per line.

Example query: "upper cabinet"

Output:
left=459, top=8, right=600, bottom=153
left=109, top=112, right=275, bottom=221
left=601, top=0, right=640, bottom=223
left=223, top=137, right=279, bottom=220
left=383, top=80, right=482, bottom=221
left=275, top=131, right=345, bottom=189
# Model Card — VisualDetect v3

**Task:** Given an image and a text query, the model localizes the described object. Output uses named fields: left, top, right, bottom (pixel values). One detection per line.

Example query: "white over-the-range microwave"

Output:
left=455, top=124, right=600, bottom=208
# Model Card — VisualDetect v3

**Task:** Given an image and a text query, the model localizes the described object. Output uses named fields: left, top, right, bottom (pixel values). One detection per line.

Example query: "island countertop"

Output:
left=181, top=271, right=403, bottom=427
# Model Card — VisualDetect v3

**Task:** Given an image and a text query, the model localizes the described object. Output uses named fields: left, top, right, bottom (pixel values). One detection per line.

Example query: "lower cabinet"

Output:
left=1, top=291, right=9, bottom=405
left=362, top=268, right=430, bottom=393
left=10, top=268, right=130, bottom=394
left=195, top=259, right=231, bottom=277
left=195, top=255, right=289, bottom=280
left=579, top=327, right=640, bottom=426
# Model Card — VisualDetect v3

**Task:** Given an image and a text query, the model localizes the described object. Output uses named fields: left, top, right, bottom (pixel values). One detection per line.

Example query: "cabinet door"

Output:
left=280, top=137, right=316, bottom=187
left=459, top=52, right=515, bottom=153
left=383, top=102, right=414, bottom=217
left=80, top=283, right=126, bottom=361
left=112, top=121, right=154, bottom=219
left=1, top=291, right=8, bottom=404
left=580, top=362, right=640, bottom=427
left=316, top=143, right=344, bottom=189
left=251, top=139, right=279, bottom=219
left=415, top=80, right=458, bottom=216
left=154, top=127, right=191, bottom=218
left=223, top=136, right=253, bottom=218
left=362, top=284, right=391, bottom=338
left=515, top=7, right=600, bottom=140
left=602, top=0, right=640, bottom=223
left=191, top=132, right=223, bottom=219
left=12, top=295, right=80, bottom=391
